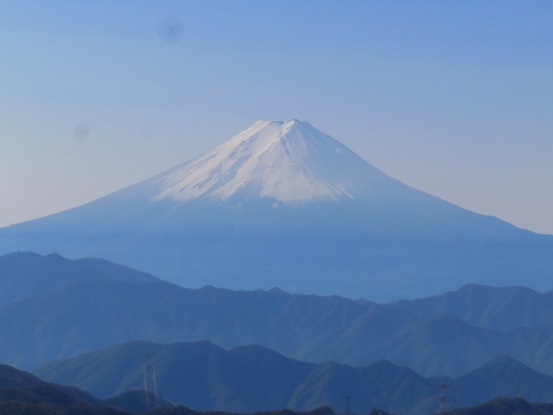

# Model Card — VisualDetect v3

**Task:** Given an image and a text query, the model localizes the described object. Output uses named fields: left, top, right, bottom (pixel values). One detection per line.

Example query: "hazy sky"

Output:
left=1, top=1, right=553, bottom=234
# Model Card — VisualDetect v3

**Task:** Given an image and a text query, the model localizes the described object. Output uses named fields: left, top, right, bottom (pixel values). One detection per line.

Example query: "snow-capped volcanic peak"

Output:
left=151, top=119, right=389, bottom=204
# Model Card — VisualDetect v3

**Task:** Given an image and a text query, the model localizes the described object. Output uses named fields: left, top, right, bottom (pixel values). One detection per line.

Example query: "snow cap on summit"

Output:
left=150, top=119, right=395, bottom=204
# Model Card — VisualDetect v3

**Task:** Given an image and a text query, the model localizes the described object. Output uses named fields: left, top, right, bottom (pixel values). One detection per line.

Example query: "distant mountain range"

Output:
left=4, top=252, right=553, bottom=379
left=389, top=283, right=553, bottom=331
left=35, top=340, right=553, bottom=415
left=1, top=120, right=553, bottom=300
left=0, top=251, right=158, bottom=307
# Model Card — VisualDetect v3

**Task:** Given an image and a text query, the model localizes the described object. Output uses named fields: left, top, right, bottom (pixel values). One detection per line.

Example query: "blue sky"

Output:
left=1, top=1, right=553, bottom=233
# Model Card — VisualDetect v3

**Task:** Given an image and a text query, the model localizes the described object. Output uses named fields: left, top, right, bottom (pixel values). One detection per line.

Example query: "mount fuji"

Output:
left=1, top=119, right=553, bottom=300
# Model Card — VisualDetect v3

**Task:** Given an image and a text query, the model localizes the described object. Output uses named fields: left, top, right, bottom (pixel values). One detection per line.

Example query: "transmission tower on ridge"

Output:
left=143, top=355, right=159, bottom=410
left=341, top=395, right=355, bottom=415
left=437, top=383, right=450, bottom=415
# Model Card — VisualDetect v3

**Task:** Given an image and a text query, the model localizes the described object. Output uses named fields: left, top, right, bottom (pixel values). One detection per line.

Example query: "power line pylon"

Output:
left=342, top=395, right=354, bottom=415
left=143, top=355, right=159, bottom=410
left=437, top=383, right=450, bottom=415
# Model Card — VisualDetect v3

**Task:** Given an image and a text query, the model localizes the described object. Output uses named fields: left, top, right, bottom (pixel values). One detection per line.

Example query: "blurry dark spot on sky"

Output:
left=73, top=120, right=90, bottom=143
left=157, top=17, right=184, bottom=43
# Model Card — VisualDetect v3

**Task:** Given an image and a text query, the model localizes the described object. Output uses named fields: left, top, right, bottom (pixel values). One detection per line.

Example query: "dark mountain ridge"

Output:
left=4, top=359, right=553, bottom=415
left=0, top=362, right=335, bottom=415
left=445, top=397, right=553, bottom=415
